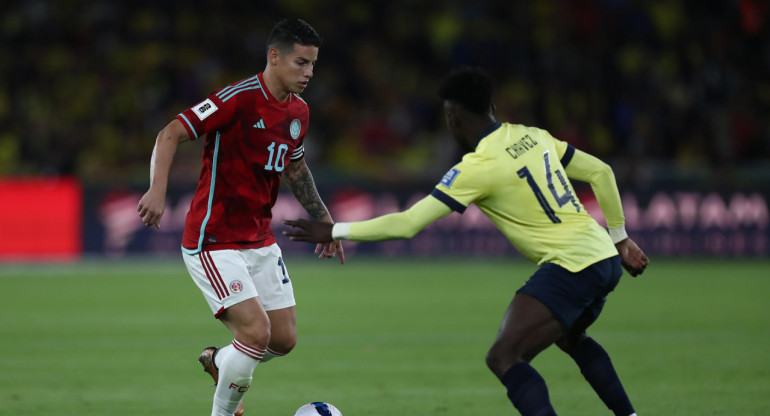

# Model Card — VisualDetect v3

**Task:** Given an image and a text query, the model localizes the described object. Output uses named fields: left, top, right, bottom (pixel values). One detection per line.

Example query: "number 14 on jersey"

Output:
left=517, top=150, right=581, bottom=224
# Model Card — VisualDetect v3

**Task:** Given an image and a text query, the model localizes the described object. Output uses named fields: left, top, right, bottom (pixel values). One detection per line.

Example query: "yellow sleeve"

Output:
left=335, top=195, right=452, bottom=242
left=563, top=149, right=625, bottom=229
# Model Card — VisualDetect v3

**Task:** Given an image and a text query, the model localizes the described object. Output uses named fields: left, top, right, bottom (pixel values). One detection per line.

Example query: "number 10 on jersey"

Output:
left=264, top=142, right=288, bottom=172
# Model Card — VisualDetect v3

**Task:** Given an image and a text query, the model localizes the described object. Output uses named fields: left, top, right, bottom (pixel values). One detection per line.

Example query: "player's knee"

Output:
left=236, top=324, right=271, bottom=350
left=267, top=321, right=297, bottom=355
left=240, top=334, right=270, bottom=350
left=260, top=335, right=296, bottom=363
left=270, top=335, right=297, bottom=355
left=485, top=348, right=502, bottom=374
left=486, top=342, right=524, bottom=377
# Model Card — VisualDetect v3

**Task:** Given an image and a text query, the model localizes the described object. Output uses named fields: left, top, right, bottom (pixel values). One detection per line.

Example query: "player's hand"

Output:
left=283, top=220, right=344, bottom=264
left=283, top=219, right=334, bottom=243
left=315, top=240, right=345, bottom=264
left=137, top=188, right=165, bottom=229
left=615, top=238, right=649, bottom=277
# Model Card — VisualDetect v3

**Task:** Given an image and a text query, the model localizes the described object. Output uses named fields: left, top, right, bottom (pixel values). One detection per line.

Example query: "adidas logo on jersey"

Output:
left=253, top=119, right=265, bottom=129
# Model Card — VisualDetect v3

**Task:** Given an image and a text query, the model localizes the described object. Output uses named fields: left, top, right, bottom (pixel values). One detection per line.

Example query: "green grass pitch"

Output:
left=1, top=257, right=768, bottom=415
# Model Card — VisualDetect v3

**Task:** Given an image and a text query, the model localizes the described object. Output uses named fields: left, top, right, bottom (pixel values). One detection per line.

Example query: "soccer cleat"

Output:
left=199, top=346, right=245, bottom=416
left=198, top=347, right=220, bottom=386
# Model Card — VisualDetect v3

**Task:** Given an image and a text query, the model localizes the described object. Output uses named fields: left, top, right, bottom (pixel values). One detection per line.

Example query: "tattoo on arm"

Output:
left=283, top=159, right=331, bottom=222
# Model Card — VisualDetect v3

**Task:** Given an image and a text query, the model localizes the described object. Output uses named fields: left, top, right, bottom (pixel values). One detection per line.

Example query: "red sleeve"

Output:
left=175, top=91, right=238, bottom=140
left=288, top=95, right=309, bottom=161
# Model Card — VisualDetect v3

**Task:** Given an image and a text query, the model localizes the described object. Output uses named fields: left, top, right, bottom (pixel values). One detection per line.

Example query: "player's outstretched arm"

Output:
left=615, top=238, right=649, bottom=277
left=282, top=159, right=344, bottom=264
left=137, top=119, right=190, bottom=229
left=284, top=194, right=452, bottom=243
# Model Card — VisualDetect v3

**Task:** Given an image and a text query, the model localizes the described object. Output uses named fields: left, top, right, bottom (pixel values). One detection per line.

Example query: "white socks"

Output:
left=216, top=344, right=287, bottom=365
left=211, top=340, right=265, bottom=416
left=213, top=344, right=233, bottom=369
left=260, top=347, right=287, bottom=363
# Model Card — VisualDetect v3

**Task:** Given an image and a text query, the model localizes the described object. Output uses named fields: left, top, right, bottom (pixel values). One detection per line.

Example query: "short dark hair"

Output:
left=267, top=19, right=322, bottom=54
left=438, top=66, right=494, bottom=115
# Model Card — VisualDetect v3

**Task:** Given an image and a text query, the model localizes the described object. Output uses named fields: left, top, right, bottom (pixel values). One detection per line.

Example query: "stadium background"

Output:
left=1, top=2, right=769, bottom=416
left=1, top=0, right=768, bottom=260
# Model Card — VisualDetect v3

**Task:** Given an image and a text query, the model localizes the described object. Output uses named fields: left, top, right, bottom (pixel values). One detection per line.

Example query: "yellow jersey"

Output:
left=431, top=122, right=618, bottom=272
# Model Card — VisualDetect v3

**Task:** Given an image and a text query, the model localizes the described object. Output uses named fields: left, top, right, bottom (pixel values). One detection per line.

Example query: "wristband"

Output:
left=608, top=225, right=628, bottom=244
left=332, top=222, right=352, bottom=240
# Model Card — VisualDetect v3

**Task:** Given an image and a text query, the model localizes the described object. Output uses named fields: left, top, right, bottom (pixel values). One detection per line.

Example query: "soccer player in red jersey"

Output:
left=137, top=19, right=343, bottom=416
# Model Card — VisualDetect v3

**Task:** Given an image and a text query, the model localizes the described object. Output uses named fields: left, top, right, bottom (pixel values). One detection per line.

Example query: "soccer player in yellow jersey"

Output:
left=285, top=67, right=649, bottom=416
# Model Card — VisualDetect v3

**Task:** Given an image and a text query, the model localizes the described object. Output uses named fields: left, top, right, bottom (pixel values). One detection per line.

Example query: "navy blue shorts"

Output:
left=516, top=256, right=623, bottom=331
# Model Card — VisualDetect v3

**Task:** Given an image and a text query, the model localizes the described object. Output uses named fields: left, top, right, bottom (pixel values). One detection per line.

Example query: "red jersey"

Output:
left=176, top=73, right=308, bottom=254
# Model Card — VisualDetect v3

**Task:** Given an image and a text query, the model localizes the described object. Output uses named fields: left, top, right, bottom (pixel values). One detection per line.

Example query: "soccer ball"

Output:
left=294, top=402, right=343, bottom=416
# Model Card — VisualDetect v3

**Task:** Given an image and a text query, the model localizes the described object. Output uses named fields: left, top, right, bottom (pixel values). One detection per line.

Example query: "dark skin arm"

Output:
left=614, top=238, right=649, bottom=277
left=282, top=159, right=344, bottom=264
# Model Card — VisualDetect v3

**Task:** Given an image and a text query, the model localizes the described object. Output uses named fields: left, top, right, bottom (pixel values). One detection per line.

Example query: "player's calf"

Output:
left=564, top=337, right=636, bottom=416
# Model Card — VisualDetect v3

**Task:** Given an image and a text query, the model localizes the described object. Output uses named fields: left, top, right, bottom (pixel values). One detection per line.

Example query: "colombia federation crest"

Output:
left=290, top=119, right=301, bottom=139
left=229, top=280, right=244, bottom=293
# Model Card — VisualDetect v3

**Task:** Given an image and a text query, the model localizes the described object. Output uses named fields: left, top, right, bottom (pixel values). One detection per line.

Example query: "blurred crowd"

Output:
left=1, top=0, right=768, bottom=189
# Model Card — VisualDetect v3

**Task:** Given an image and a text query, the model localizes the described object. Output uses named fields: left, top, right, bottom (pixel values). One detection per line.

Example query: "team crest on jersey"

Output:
left=194, top=98, right=218, bottom=121
left=440, top=168, right=460, bottom=188
left=289, top=119, right=301, bottom=139
left=230, top=280, right=244, bottom=293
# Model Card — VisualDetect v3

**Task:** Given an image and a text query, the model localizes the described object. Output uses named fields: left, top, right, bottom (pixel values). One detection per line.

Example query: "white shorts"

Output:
left=182, top=244, right=296, bottom=318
